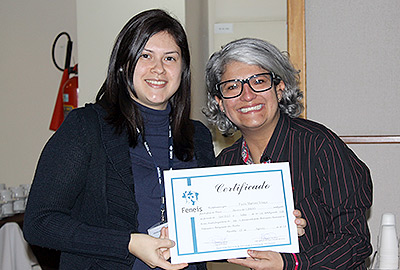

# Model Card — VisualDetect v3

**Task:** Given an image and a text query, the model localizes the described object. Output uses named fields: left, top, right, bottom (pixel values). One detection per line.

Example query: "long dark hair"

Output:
left=96, top=9, right=194, bottom=161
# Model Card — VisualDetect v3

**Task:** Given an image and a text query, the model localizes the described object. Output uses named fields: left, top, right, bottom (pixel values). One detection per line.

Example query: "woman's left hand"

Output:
left=293, top=210, right=307, bottom=236
left=228, top=250, right=283, bottom=270
left=227, top=210, right=305, bottom=270
left=294, top=209, right=307, bottom=236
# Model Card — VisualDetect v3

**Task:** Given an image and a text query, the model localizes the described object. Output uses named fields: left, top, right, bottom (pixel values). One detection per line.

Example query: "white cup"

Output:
left=1, top=202, right=14, bottom=216
left=13, top=199, right=25, bottom=213
left=0, top=189, right=12, bottom=202
left=378, top=213, right=399, bottom=269
left=11, top=186, right=25, bottom=199
left=381, top=213, right=396, bottom=226
left=379, top=225, right=399, bottom=269
left=20, top=184, right=31, bottom=196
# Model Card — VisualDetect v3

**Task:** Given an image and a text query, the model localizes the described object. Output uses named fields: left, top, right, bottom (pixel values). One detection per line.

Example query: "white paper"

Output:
left=164, top=162, right=299, bottom=264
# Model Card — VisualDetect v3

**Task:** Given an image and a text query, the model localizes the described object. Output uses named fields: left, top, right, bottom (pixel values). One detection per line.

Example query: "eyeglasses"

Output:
left=216, top=72, right=281, bottom=99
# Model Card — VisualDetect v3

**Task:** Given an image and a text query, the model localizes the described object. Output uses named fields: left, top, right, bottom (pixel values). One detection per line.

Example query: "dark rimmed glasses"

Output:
left=216, top=72, right=281, bottom=99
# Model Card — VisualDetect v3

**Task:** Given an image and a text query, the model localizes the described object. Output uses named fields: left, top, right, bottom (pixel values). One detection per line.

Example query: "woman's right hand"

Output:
left=128, top=233, right=188, bottom=269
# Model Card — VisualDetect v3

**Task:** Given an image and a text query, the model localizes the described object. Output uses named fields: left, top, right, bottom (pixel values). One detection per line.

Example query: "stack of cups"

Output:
left=0, top=184, right=14, bottom=218
left=10, top=185, right=28, bottom=213
left=0, top=183, right=30, bottom=219
left=378, top=213, right=399, bottom=269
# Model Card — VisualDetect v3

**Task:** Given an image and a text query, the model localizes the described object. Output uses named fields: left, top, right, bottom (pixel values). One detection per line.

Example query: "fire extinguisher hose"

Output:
left=51, top=32, right=73, bottom=74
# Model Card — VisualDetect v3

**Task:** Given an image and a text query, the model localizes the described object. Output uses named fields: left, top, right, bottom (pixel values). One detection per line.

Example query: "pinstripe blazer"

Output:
left=216, top=113, right=372, bottom=270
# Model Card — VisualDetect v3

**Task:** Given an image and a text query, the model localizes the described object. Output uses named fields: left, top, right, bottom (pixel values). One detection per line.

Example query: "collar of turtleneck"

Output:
left=135, top=101, right=171, bottom=130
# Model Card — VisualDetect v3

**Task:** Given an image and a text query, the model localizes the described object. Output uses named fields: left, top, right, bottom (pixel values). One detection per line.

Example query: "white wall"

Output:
left=207, top=0, right=287, bottom=155
left=0, top=0, right=77, bottom=188
left=306, top=0, right=400, bottom=260
left=185, top=0, right=209, bottom=123
left=76, top=0, right=185, bottom=107
left=208, top=0, right=286, bottom=53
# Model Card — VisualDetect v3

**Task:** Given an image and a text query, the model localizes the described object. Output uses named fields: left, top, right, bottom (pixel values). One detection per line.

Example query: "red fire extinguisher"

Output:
left=62, top=64, right=78, bottom=118
left=49, top=32, right=79, bottom=131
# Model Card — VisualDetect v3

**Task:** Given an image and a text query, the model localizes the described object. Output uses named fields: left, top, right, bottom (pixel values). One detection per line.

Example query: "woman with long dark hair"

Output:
left=24, top=9, right=215, bottom=270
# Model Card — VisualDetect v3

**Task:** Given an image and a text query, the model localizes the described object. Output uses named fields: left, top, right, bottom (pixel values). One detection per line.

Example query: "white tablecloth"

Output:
left=0, top=222, right=40, bottom=270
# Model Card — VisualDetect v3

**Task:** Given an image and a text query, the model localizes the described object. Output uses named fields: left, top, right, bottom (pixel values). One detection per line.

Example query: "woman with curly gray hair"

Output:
left=203, top=37, right=303, bottom=136
left=203, top=38, right=372, bottom=270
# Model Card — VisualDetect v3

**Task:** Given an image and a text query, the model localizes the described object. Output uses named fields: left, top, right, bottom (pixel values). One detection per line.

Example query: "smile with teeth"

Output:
left=239, top=104, right=263, bottom=113
left=146, top=79, right=166, bottom=86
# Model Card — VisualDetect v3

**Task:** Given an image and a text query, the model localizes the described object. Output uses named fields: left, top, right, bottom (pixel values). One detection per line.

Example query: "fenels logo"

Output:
left=182, top=190, right=199, bottom=205
left=181, top=190, right=202, bottom=214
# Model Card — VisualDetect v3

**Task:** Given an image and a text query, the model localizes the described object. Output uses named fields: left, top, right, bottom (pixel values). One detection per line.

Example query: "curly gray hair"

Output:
left=202, top=38, right=303, bottom=136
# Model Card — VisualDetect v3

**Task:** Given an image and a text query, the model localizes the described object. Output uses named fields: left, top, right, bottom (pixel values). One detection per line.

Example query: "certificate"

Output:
left=164, top=162, right=299, bottom=264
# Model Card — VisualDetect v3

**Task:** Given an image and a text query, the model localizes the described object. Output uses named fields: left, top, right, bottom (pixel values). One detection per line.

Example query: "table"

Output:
left=0, top=213, right=60, bottom=270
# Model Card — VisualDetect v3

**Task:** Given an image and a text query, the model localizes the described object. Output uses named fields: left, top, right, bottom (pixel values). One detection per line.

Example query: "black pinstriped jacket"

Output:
left=216, top=113, right=372, bottom=270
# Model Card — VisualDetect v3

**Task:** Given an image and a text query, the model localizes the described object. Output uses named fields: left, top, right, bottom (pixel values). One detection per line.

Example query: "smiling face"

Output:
left=132, top=31, right=182, bottom=110
left=215, top=61, right=285, bottom=135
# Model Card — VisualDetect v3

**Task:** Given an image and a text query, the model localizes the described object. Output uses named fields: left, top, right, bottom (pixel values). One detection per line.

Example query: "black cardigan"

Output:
left=24, top=103, right=215, bottom=270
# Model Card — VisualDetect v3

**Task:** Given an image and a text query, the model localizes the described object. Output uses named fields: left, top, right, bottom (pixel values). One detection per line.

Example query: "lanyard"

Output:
left=136, top=125, right=173, bottom=223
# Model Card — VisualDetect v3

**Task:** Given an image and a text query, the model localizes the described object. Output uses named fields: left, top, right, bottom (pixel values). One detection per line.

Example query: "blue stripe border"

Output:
left=170, top=169, right=292, bottom=257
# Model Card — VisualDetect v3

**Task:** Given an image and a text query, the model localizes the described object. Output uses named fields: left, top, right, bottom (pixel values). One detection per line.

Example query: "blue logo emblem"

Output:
left=182, top=190, right=199, bottom=205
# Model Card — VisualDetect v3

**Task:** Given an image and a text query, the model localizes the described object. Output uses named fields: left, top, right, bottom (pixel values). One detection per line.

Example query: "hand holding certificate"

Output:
left=164, top=162, right=299, bottom=264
